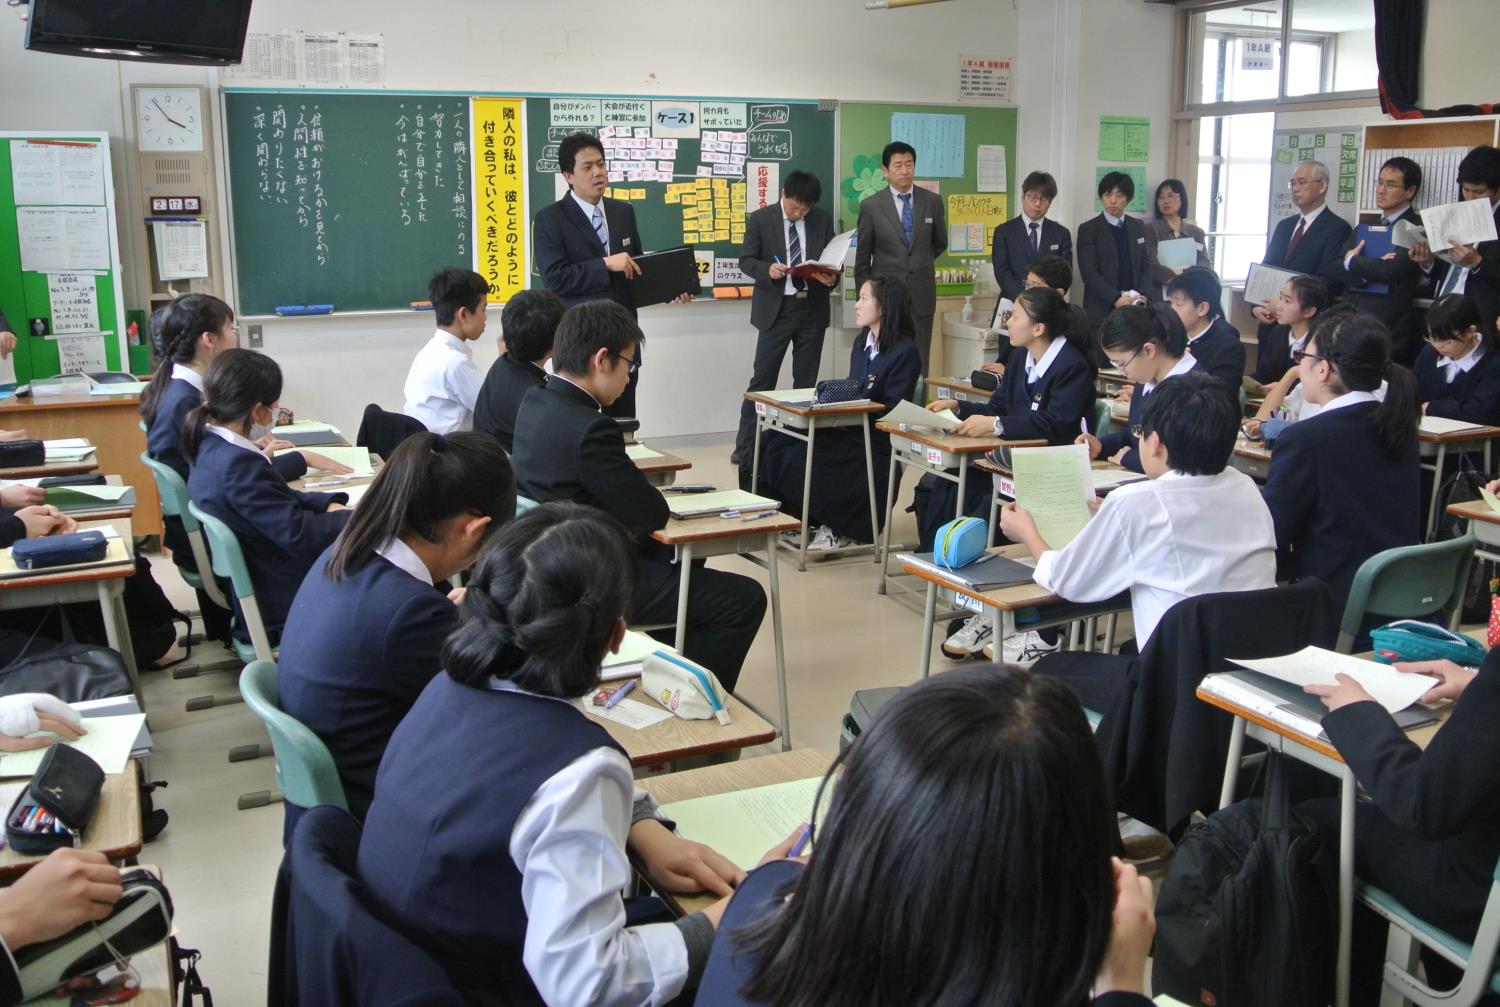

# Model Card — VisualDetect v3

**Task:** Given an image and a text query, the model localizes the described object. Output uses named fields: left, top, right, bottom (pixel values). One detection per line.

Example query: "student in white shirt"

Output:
left=998, top=371, right=1277, bottom=708
left=402, top=267, right=490, bottom=433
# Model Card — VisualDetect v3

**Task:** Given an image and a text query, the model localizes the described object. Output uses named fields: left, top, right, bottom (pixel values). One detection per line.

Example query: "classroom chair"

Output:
left=515, top=494, right=540, bottom=514
left=1358, top=863, right=1500, bottom=1007
left=355, top=404, right=426, bottom=462
left=239, top=660, right=347, bottom=813
left=269, top=805, right=464, bottom=1006
left=1335, top=534, right=1476, bottom=654
left=1094, top=397, right=1115, bottom=440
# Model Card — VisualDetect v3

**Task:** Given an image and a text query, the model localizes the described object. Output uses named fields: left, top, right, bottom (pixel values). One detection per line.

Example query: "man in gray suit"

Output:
left=855, top=141, right=947, bottom=371
left=733, top=170, right=837, bottom=465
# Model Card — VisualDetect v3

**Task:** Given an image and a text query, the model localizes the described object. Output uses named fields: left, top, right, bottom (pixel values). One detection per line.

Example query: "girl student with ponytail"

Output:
left=276, top=431, right=515, bottom=830
left=1261, top=309, right=1421, bottom=622
left=184, top=348, right=352, bottom=645
left=1078, top=304, right=1196, bottom=473
left=357, top=503, right=776, bottom=1006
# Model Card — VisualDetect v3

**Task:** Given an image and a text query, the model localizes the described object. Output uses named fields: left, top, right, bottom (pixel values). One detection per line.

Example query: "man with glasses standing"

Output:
left=1336, top=156, right=1424, bottom=366
left=991, top=171, right=1073, bottom=303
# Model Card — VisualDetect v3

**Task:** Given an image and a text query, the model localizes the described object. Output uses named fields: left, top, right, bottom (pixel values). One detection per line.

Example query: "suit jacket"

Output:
left=990, top=215, right=1073, bottom=301
left=854, top=187, right=947, bottom=316
left=1414, top=344, right=1500, bottom=426
left=957, top=341, right=1095, bottom=444
left=532, top=194, right=643, bottom=317
left=1186, top=317, right=1247, bottom=391
left=1263, top=207, right=1354, bottom=291
left=740, top=203, right=835, bottom=330
left=1261, top=401, right=1420, bottom=614
left=472, top=353, right=547, bottom=454
left=1428, top=200, right=1500, bottom=341
left=1077, top=214, right=1154, bottom=329
left=1337, top=206, right=1424, bottom=363
left=1144, top=218, right=1211, bottom=288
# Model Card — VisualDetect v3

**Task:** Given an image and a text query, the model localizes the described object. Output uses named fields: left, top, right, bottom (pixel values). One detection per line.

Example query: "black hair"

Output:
left=782, top=170, right=822, bottom=205
left=1153, top=178, right=1190, bottom=220
left=557, top=132, right=604, bottom=176
left=325, top=432, right=516, bottom=581
left=1014, top=286, right=1092, bottom=372
left=1167, top=266, right=1223, bottom=319
left=1098, top=170, right=1135, bottom=201
left=1139, top=371, right=1238, bottom=476
left=1021, top=170, right=1058, bottom=200
left=1381, top=156, right=1422, bottom=194
left=881, top=141, right=916, bottom=168
left=428, top=267, right=489, bottom=327
left=1100, top=303, right=1187, bottom=358
left=1027, top=254, right=1073, bottom=294
left=1457, top=145, right=1500, bottom=191
left=551, top=300, right=645, bottom=376
left=140, top=293, right=234, bottom=426
left=182, top=348, right=282, bottom=462
left=442, top=502, right=636, bottom=697
left=861, top=274, right=916, bottom=355
left=737, top=665, right=1116, bottom=1007
left=500, top=289, right=565, bottom=363
left=1427, top=293, right=1492, bottom=351
left=1307, top=310, right=1419, bottom=458
left=1284, top=274, right=1330, bottom=317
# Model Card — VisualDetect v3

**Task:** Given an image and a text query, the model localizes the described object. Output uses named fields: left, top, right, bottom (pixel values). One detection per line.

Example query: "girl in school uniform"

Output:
left=915, top=285, right=1095, bottom=552
left=276, top=430, right=514, bottom=835
left=356, top=503, right=772, bottom=1006
left=1078, top=304, right=1196, bottom=473
left=1260, top=309, right=1421, bottom=624
left=1245, top=276, right=1334, bottom=441
left=1414, top=293, right=1500, bottom=426
left=753, top=275, right=922, bottom=553
left=184, top=349, right=352, bottom=646
left=695, top=665, right=1157, bottom=1007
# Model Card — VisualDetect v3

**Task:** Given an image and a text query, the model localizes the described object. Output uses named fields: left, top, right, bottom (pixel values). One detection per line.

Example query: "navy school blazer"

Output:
left=1186, top=317, right=1247, bottom=391
left=956, top=340, right=1095, bottom=444
left=472, top=353, right=548, bottom=455
left=1414, top=344, right=1500, bottom=427
left=848, top=335, right=922, bottom=450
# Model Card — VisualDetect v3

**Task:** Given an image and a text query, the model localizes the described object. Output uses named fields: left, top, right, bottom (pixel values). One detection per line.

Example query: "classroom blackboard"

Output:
left=524, top=97, right=835, bottom=296
left=225, top=91, right=473, bottom=314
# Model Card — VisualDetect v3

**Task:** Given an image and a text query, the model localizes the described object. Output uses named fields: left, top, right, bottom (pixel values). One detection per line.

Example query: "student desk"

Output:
left=0, top=764, right=142, bottom=879
left=639, top=748, right=832, bottom=916
left=287, top=455, right=383, bottom=497
left=924, top=375, right=987, bottom=405
left=651, top=512, right=798, bottom=749
left=897, top=545, right=1130, bottom=679
left=1097, top=367, right=1130, bottom=396
left=873, top=423, right=1043, bottom=600
left=1199, top=682, right=1453, bottom=1007
left=0, top=393, right=162, bottom=539
left=1230, top=437, right=1272, bottom=481
left=0, top=457, right=99, bottom=480
left=1445, top=499, right=1500, bottom=564
left=634, top=449, right=691, bottom=488
left=585, top=675, right=777, bottom=769
left=1419, top=425, right=1500, bottom=539
left=51, top=474, right=136, bottom=522
left=744, top=390, right=884, bottom=571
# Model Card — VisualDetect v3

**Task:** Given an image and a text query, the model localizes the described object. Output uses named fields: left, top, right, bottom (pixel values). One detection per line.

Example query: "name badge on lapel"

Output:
left=867, top=373, right=879, bottom=390
left=924, top=217, right=934, bottom=224
left=1030, top=391, right=1042, bottom=411
left=623, top=237, right=632, bottom=248
left=1136, top=237, right=1146, bottom=244
left=1049, top=243, right=1060, bottom=251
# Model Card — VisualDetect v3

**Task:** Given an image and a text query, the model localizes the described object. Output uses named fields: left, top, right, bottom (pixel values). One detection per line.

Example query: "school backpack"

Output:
left=1151, top=752, right=1336, bottom=1007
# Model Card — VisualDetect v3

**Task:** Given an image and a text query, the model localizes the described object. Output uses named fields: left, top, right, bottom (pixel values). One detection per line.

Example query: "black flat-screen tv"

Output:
left=25, top=0, right=253, bottom=65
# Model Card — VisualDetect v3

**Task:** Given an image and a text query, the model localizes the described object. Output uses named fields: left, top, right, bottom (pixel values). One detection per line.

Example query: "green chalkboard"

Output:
left=525, top=97, right=835, bottom=294
left=225, top=91, right=472, bottom=314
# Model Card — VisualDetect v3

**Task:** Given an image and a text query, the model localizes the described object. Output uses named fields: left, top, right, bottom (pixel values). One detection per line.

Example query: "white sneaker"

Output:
left=805, top=525, right=840, bottom=554
left=986, top=629, right=1059, bottom=667
left=941, top=614, right=992, bottom=659
left=779, top=529, right=802, bottom=548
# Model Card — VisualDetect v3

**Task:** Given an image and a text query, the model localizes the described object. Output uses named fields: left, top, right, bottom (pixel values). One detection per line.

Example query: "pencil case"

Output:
left=0, top=439, right=44, bottom=468
left=643, top=651, right=732, bottom=725
left=934, top=516, right=989, bottom=570
left=969, top=369, right=999, bottom=392
left=11, top=530, right=108, bottom=569
left=4, top=743, right=103, bottom=853
left=1370, top=619, right=1487, bottom=667
left=815, top=377, right=863, bottom=404
left=38, top=473, right=106, bottom=488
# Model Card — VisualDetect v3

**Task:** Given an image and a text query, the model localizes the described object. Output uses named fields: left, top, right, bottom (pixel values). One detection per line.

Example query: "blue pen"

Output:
left=604, top=679, right=637, bottom=709
left=789, top=823, right=813, bottom=857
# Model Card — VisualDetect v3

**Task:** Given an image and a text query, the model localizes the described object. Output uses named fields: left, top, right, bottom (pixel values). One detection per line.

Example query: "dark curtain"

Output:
left=1375, top=0, right=1497, bottom=118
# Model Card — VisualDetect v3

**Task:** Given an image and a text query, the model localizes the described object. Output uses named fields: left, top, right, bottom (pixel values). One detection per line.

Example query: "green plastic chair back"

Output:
left=516, top=494, right=540, bottom=515
left=1357, top=874, right=1500, bottom=1002
left=1336, top=533, right=1476, bottom=652
left=187, top=500, right=276, bottom=661
left=140, top=451, right=234, bottom=609
left=239, top=660, right=347, bottom=812
left=914, top=374, right=925, bottom=405
left=1094, top=397, right=1115, bottom=440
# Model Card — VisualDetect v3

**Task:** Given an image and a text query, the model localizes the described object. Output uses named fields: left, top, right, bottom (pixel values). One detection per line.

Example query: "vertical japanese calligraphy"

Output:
left=473, top=97, right=527, bottom=303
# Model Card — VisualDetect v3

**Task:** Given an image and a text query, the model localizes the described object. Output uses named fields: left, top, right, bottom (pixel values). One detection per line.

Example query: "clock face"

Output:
left=137, top=88, right=205, bottom=152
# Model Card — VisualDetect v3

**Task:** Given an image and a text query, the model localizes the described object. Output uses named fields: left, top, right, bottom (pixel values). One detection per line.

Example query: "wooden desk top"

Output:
left=743, top=391, right=885, bottom=417
left=875, top=422, right=1042, bottom=454
left=0, top=518, right=136, bottom=591
left=1234, top=437, right=1273, bottom=462
left=1447, top=499, right=1500, bottom=525
left=0, top=766, right=142, bottom=878
left=974, top=456, right=1130, bottom=480
left=53, top=474, right=135, bottom=522
left=0, top=392, right=142, bottom=414
left=639, top=748, right=833, bottom=916
left=1419, top=423, right=1500, bottom=444
left=1196, top=687, right=1453, bottom=764
left=1098, top=369, right=1130, bottom=387
left=634, top=450, right=693, bottom=475
left=0, top=458, right=99, bottom=479
left=652, top=511, right=801, bottom=544
left=586, top=677, right=777, bottom=767
left=899, top=544, right=1060, bottom=612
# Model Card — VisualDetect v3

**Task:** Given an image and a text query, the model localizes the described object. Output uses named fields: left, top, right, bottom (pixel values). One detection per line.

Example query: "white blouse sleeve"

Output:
left=1032, top=494, right=1140, bottom=605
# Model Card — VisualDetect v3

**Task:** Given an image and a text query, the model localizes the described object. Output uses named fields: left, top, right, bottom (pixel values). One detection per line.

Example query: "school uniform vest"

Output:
left=356, top=673, right=625, bottom=1003
left=1111, top=220, right=1134, bottom=293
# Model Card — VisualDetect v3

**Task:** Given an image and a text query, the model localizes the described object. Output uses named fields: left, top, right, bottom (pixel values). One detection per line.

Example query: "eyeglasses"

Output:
left=1287, top=178, right=1322, bottom=190
left=1107, top=350, right=1141, bottom=372
left=608, top=350, right=640, bottom=375
left=1022, top=191, right=1052, bottom=205
left=1290, top=349, right=1326, bottom=366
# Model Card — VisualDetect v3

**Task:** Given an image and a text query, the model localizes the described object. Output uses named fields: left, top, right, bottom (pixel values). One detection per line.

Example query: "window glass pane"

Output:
left=1288, top=0, right=1376, bottom=96
left=1196, top=112, right=1275, bottom=284
left=1190, top=1, right=1283, bottom=104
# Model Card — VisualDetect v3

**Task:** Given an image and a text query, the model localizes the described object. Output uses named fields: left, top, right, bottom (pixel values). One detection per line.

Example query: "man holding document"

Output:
left=1336, top=157, right=1424, bottom=366
left=1412, top=145, right=1500, bottom=341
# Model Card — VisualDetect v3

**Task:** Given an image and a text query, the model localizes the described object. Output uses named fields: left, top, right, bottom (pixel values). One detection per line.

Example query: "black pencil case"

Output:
left=4, top=743, right=103, bottom=853
left=0, top=440, right=45, bottom=468
left=969, top=369, right=1000, bottom=392
left=38, top=473, right=107, bottom=488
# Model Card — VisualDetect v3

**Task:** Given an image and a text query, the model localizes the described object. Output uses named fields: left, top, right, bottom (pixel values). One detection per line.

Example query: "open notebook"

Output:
left=666, top=490, right=780, bottom=520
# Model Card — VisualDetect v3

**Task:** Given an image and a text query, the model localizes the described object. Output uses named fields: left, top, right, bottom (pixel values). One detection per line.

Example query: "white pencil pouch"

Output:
left=643, top=651, right=732, bottom=725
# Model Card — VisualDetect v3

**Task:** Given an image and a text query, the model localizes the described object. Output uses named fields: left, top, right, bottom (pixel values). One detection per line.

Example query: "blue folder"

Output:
left=1351, top=222, right=1396, bottom=295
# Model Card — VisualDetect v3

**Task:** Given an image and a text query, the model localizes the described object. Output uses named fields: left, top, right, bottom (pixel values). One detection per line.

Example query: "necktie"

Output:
left=1286, top=217, right=1306, bottom=258
left=592, top=205, right=608, bottom=250
left=899, top=192, right=913, bottom=244
left=1440, top=264, right=1471, bottom=297
left=787, top=219, right=806, bottom=291
left=1029, top=221, right=1040, bottom=256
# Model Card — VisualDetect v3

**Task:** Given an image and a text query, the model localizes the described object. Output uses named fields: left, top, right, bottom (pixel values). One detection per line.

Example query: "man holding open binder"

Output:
left=1336, top=156, right=1423, bottom=366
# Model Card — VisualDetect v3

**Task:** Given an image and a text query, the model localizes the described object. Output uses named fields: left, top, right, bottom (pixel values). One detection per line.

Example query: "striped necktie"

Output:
left=787, top=218, right=806, bottom=291
left=899, top=192, right=914, bottom=244
left=592, top=205, right=608, bottom=250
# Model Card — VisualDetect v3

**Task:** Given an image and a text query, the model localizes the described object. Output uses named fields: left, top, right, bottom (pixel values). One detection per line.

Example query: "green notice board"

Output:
left=837, top=102, right=1019, bottom=293
left=225, top=91, right=473, bottom=314
left=525, top=97, right=834, bottom=296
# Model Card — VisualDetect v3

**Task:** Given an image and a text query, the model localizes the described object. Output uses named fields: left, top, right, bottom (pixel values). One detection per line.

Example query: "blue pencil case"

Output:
left=11, top=530, right=108, bottom=569
left=1369, top=619, right=1487, bottom=667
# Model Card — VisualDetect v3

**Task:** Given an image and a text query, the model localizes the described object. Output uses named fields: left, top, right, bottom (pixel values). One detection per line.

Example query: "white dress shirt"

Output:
left=994, top=337, right=1067, bottom=435
left=1141, top=353, right=1197, bottom=395
left=781, top=210, right=808, bottom=296
left=171, top=362, right=204, bottom=392
left=1032, top=468, right=1278, bottom=646
left=1316, top=389, right=1380, bottom=416
left=488, top=679, right=688, bottom=1006
left=889, top=184, right=916, bottom=220
left=1103, top=210, right=1126, bottom=228
left=207, top=423, right=269, bottom=459
left=864, top=330, right=881, bottom=359
left=402, top=330, right=484, bottom=434
left=572, top=189, right=608, bottom=248
left=1437, top=343, right=1484, bottom=384
left=1295, top=204, right=1328, bottom=232
left=375, top=537, right=433, bottom=585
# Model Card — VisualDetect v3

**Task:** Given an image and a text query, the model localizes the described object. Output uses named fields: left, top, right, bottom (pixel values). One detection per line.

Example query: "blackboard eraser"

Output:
left=275, top=305, right=335, bottom=316
left=409, top=300, right=433, bottom=310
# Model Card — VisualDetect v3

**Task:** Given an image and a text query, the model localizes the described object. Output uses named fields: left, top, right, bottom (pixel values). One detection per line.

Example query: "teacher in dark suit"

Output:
left=532, top=132, right=646, bottom=419
left=1076, top=171, right=1154, bottom=332
left=1414, top=145, right=1500, bottom=343
left=732, top=170, right=837, bottom=466
left=855, top=141, right=947, bottom=372
left=991, top=170, right=1072, bottom=302
left=1336, top=156, right=1424, bottom=366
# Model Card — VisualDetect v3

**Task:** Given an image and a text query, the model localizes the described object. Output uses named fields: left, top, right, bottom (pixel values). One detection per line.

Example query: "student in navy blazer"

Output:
left=754, top=275, right=922, bottom=548
left=1250, top=161, right=1353, bottom=348
left=1077, top=172, right=1154, bottom=332
left=1261, top=311, right=1421, bottom=623
left=918, top=287, right=1095, bottom=551
left=695, top=667, right=1157, bottom=1007
left=991, top=171, right=1073, bottom=301
left=473, top=289, right=564, bottom=454
left=184, top=350, right=351, bottom=645
left=1082, top=305, right=1197, bottom=473
left=277, top=431, right=514, bottom=837
left=1415, top=294, right=1500, bottom=426
left=1166, top=267, right=1245, bottom=391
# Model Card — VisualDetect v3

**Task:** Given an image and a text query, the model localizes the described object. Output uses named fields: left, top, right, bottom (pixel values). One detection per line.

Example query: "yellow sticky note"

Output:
left=714, top=179, right=729, bottom=189
left=714, top=229, right=730, bottom=241
left=681, top=195, right=698, bottom=205
left=630, top=188, right=647, bottom=199
left=682, top=209, right=698, bottom=220
left=665, top=192, right=680, bottom=204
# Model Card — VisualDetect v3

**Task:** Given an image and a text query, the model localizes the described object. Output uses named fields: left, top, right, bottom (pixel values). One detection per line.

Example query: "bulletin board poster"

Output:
left=473, top=98, right=528, bottom=303
left=1269, top=126, right=1362, bottom=233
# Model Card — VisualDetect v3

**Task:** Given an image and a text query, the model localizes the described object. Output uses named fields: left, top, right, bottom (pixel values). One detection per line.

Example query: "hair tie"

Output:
left=430, top=432, right=447, bottom=452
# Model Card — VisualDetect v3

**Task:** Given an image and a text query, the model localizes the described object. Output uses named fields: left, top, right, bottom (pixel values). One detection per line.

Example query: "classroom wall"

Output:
left=1420, top=0, right=1498, bottom=111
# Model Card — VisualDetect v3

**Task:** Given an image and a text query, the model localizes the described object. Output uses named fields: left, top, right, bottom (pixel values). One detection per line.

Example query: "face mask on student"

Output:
left=249, top=406, right=274, bottom=443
